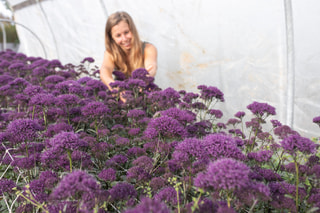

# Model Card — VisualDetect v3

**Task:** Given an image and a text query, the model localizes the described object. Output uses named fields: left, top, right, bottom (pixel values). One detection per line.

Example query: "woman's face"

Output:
left=111, top=20, right=133, bottom=53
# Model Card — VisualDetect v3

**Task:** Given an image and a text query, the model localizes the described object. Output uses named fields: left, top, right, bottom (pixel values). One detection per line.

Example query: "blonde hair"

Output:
left=105, top=11, right=144, bottom=77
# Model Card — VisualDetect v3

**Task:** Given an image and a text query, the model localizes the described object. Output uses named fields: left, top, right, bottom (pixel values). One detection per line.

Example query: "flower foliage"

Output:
left=0, top=50, right=319, bottom=213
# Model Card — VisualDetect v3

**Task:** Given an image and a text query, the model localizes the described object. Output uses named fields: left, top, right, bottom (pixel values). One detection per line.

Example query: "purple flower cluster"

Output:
left=197, top=85, right=225, bottom=102
left=144, top=115, right=187, bottom=139
left=108, top=182, right=137, bottom=201
left=98, top=168, right=116, bottom=182
left=48, top=131, right=88, bottom=151
left=247, top=150, right=273, bottom=162
left=6, top=118, right=43, bottom=143
left=281, top=134, right=318, bottom=156
left=194, top=158, right=250, bottom=191
left=247, top=101, right=276, bottom=117
left=51, top=170, right=102, bottom=210
left=313, top=116, right=320, bottom=127
left=125, top=197, right=170, bottom=213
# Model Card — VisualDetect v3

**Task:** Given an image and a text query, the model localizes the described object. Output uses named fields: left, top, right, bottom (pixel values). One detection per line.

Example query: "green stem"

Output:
left=227, top=193, right=231, bottom=208
left=295, top=161, right=299, bottom=212
left=32, top=105, right=35, bottom=120
left=42, top=107, right=47, bottom=128
left=176, top=188, right=180, bottom=213
left=67, top=150, right=73, bottom=172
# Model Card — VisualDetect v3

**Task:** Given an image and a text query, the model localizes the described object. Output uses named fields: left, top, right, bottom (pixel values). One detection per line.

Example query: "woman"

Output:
left=100, top=11, right=158, bottom=91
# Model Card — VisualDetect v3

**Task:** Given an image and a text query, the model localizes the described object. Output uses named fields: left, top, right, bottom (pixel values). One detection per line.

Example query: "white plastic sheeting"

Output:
left=6, top=0, right=320, bottom=138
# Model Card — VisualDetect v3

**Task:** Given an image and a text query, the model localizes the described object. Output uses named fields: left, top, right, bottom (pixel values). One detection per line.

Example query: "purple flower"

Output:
left=127, top=78, right=147, bottom=89
left=197, top=85, right=224, bottom=102
left=128, top=128, right=140, bottom=136
left=0, top=178, right=16, bottom=194
left=194, top=158, right=250, bottom=191
left=281, top=134, right=318, bottom=156
left=160, top=107, right=196, bottom=125
left=127, top=109, right=146, bottom=119
left=154, top=186, right=181, bottom=206
left=131, top=68, right=149, bottom=79
left=132, top=155, right=154, bottom=171
left=44, top=122, right=73, bottom=137
left=86, top=79, right=107, bottom=90
left=6, top=118, right=43, bottom=143
left=51, top=170, right=102, bottom=210
left=98, top=168, right=116, bottom=182
left=249, top=167, right=282, bottom=182
left=226, top=118, right=241, bottom=126
left=127, top=147, right=146, bottom=157
left=271, top=119, right=282, bottom=128
left=234, top=111, right=245, bottom=119
left=182, top=92, right=199, bottom=103
left=108, top=182, right=137, bottom=201
left=55, top=80, right=83, bottom=95
left=202, top=133, right=246, bottom=161
left=144, top=116, right=187, bottom=139
left=81, top=101, right=110, bottom=118
left=273, top=125, right=299, bottom=139
left=247, top=101, right=276, bottom=117
left=247, top=150, right=273, bottom=163
left=313, top=116, right=320, bottom=127
left=55, top=94, right=80, bottom=107
left=112, top=70, right=127, bottom=81
left=23, top=85, right=44, bottom=96
left=127, top=166, right=152, bottom=182
left=32, top=66, right=51, bottom=77
left=48, top=131, right=88, bottom=151
left=8, top=62, right=25, bottom=71
left=147, top=87, right=181, bottom=110
left=81, top=57, right=95, bottom=63
left=124, top=197, right=170, bottom=213
left=106, top=154, right=128, bottom=167
left=149, top=177, right=167, bottom=192
left=208, top=109, right=223, bottom=119
left=44, top=75, right=65, bottom=84
left=29, top=93, right=56, bottom=106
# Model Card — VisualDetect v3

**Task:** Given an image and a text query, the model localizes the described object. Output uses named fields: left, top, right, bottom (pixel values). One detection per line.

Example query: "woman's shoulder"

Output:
left=143, top=42, right=157, bottom=55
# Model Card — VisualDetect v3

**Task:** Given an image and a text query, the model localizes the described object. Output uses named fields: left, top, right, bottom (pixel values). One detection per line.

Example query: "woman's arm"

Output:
left=143, top=43, right=158, bottom=77
left=100, top=51, right=115, bottom=90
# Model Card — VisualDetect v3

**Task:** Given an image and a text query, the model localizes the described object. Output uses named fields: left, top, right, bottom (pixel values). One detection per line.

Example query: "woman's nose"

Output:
left=121, top=34, right=127, bottom=41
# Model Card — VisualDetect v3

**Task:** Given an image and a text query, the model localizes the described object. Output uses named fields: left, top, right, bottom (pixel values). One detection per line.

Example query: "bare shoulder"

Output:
left=101, top=50, right=115, bottom=71
left=144, top=42, right=157, bottom=55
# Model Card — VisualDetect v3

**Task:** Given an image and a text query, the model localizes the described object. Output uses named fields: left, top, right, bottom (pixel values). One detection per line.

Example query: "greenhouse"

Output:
left=0, top=0, right=319, bottom=212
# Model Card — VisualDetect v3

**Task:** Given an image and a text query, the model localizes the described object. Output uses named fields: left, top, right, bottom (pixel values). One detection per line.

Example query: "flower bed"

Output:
left=0, top=49, right=319, bottom=212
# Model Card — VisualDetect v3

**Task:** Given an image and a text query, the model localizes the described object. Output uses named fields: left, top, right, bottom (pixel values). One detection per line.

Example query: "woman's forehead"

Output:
left=111, top=20, right=130, bottom=35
